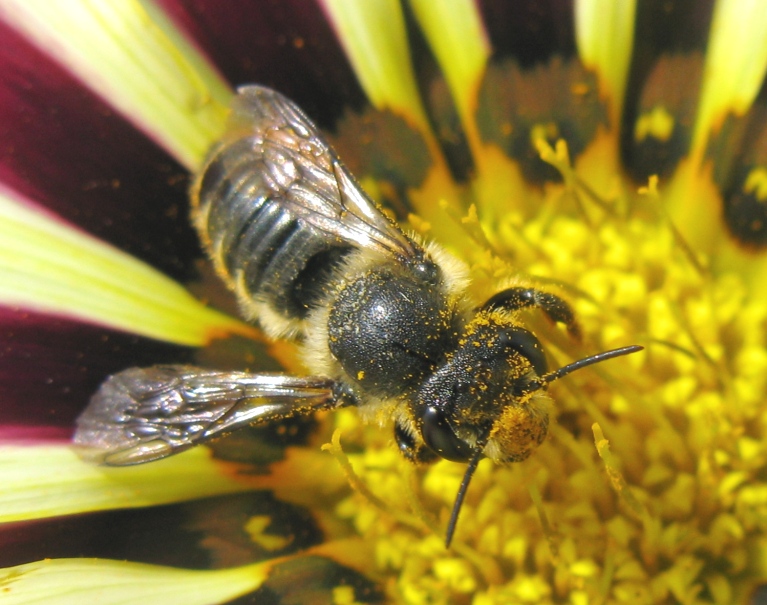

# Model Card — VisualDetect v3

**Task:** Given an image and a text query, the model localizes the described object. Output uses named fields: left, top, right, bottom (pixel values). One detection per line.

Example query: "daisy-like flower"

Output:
left=1, top=1, right=767, bottom=603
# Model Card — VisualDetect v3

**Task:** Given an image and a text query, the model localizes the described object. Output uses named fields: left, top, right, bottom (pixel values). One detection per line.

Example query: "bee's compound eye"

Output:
left=421, top=406, right=474, bottom=462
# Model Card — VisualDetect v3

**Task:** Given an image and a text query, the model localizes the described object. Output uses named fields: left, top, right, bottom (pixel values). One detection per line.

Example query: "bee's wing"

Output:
left=74, top=365, right=345, bottom=466
left=227, top=85, right=420, bottom=260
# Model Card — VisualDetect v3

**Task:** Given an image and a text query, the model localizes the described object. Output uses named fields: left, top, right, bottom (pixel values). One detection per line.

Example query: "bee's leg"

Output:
left=394, top=421, right=439, bottom=464
left=482, top=286, right=581, bottom=340
left=332, top=381, right=361, bottom=408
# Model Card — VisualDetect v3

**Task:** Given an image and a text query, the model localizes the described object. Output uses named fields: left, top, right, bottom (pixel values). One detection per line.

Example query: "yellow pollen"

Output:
left=304, top=54, right=767, bottom=605
left=634, top=104, right=675, bottom=142
left=744, top=166, right=767, bottom=201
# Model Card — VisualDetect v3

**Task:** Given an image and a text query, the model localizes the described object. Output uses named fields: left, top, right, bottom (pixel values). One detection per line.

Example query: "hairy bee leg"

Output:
left=331, top=381, right=361, bottom=409
left=482, top=286, right=581, bottom=340
left=394, top=421, right=439, bottom=464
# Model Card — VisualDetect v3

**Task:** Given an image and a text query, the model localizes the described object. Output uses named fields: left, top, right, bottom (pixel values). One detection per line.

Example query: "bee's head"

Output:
left=415, top=311, right=552, bottom=465
left=415, top=310, right=642, bottom=547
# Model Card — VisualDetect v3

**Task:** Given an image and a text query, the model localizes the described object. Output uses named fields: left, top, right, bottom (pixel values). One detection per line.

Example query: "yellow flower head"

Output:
left=1, top=1, right=767, bottom=604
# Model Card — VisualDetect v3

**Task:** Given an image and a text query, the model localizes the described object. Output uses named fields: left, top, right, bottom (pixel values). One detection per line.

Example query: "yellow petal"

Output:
left=0, top=445, right=258, bottom=523
left=408, top=0, right=490, bottom=131
left=321, top=0, right=428, bottom=130
left=0, top=557, right=270, bottom=605
left=692, top=0, right=767, bottom=154
left=575, top=0, right=637, bottom=122
left=0, top=188, right=256, bottom=346
left=0, top=0, right=232, bottom=170
left=321, top=0, right=467, bottom=239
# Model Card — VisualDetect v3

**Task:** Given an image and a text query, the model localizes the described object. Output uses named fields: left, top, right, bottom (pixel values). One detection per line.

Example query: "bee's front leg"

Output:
left=481, top=286, right=581, bottom=339
left=393, top=420, right=439, bottom=464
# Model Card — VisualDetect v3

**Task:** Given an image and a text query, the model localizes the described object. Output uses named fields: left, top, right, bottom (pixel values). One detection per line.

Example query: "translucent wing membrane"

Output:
left=225, top=85, right=419, bottom=260
left=74, top=365, right=343, bottom=465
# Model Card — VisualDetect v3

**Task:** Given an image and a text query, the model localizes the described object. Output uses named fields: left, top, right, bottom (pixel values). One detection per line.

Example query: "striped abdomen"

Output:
left=192, top=134, right=352, bottom=328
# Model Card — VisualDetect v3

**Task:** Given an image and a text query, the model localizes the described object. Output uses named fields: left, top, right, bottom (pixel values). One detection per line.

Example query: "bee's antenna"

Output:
left=444, top=345, right=641, bottom=548
left=445, top=438, right=487, bottom=548
left=524, top=345, right=643, bottom=394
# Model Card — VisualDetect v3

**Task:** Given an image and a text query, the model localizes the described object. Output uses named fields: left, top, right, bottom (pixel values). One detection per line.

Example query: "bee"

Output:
left=74, top=86, right=641, bottom=546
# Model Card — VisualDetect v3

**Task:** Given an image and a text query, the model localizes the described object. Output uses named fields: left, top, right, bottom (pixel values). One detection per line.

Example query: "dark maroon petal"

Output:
left=619, top=2, right=713, bottom=183
left=157, top=0, right=367, bottom=127
left=708, top=88, right=767, bottom=250
left=0, top=493, right=325, bottom=569
left=240, top=556, right=384, bottom=604
left=629, top=0, right=713, bottom=58
left=477, top=0, right=576, bottom=63
left=0, top=308, right=191, bottom=429
left=476, top=57, right=608, bottom=184
left=0, top=425, right=70, bottom=442
left=0, top=21, right=200, bottom=281
left=621, top=54, right=705, bottom=183
left=0, top=492, right=383, bottom=600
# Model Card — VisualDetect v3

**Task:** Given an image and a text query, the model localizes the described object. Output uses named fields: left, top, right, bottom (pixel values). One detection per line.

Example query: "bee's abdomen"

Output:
left=193, top=138, right=351, bottom=322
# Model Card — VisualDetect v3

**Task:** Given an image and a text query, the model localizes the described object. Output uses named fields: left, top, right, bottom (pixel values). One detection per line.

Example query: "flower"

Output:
left=1, top=1, right=767, bottom=604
